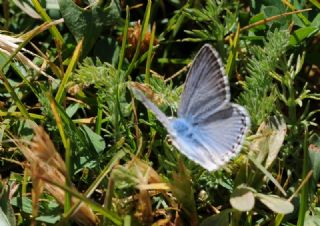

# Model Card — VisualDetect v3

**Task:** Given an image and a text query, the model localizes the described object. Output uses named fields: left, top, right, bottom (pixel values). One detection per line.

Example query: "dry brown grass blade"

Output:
left=0, top=34, right=49, bottom=77
left=125, top=159, right=153, bottom=223
left=131, top=81, right=164, bottom=105
left=225, top=8, right=312, bottom=42
left=31, top=163, right=44, bottom=226
left=239, top=8, right=311, bottom=32
left=123, top=158, right=165, bottom=224
left=15, top=126, right=98, bottom=226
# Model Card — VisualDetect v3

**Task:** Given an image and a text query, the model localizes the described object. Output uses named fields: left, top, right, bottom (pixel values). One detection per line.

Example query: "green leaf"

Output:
left=36, top=215, right=61, bottom=224
left=11, top=196, right=32, bottom=214
left=12, top=119, right=38, bottom=141
left=304, top=215, right=320, bottom=226
left=46, top=0, right=59, bottom=10
left=200, top=209, right=231, bottom=226
left=262, top=6, right=281, bottom=17
left=262, top=6, right=289, bottom=28
left=81, top=125, right=106, bottom=154
left=248, top=13, right=266, bottom=31
left=230, top=185, right=255, bottom=212
left=0, top=52, right=11, bottom=74
left=304, top=209, right=320, bottom=226
left=264, top=117, right=286, bottom=167
left=308, top=134, right=320, bottom=182
left=0, top=208, right=11, bottom=226
left=0, top=185, right=16, bottom=226
left=66, top=103, right=80, bottom=118
left=248, top=155, right=287, bottom=196
left=58, top=0, right=120, bottom=55
left=250, top=116, right=286, bottom=168
left=255, top=193, right=293, bottom=214
left=289, top=27, right=318, bottom=46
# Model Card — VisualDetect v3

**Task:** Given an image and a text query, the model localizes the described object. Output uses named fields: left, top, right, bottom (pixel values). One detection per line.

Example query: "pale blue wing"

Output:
left=178, top=44, right=230, bottom=123
left=131, top=87, right=172, bottom=131
left=170, top=133, right=221, bottom=171
left=171, top=103, right=249, bottom=171
left=196, top=103, right=250, bottom=168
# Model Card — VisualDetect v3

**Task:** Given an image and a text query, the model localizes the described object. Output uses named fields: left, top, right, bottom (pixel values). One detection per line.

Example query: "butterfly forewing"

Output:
left=178, top=44, right=230, bottom=123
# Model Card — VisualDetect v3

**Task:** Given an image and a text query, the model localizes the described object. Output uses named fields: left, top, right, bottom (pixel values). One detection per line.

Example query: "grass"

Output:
left=0, top=0, right=320, bottom=225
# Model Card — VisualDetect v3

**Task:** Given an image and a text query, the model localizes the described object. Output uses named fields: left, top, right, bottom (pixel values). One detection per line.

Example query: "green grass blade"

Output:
left=40, top=176, right=122, bottom=225
left=60, top=150, right=126, bottom=224
left=31, top=0, right=64, bottom=44
left=125, top=0, right=152, bottom=77
left=145, top=23, right=156, bottom=84
left=117, top=6, right=129, bottom=72
left=0, top=70, right=30, bottom=119
left=113, top=6, right=130, bottom=140
left=226, top=24, right=240, bottom=77
left=48, top=94, right=72, bottom=213
left=297, top=127, right=310, bottom=226
left=248, top=155, right=287, bottom=196
left=0, top=20, right=64, bottom=120
left=55, top=39, right=83, bottom=104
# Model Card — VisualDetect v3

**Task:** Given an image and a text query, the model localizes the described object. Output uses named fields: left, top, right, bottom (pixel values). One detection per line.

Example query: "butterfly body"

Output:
left=171, top=118, right=193, bottom=136
left=131, top=44, right=250, bottom=171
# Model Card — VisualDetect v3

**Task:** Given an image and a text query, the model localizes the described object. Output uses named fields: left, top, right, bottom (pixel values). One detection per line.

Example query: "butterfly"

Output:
left=131, top=44, right=250, bottom=171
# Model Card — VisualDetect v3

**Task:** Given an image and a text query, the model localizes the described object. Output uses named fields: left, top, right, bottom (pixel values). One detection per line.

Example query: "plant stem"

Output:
left=297, top=126, right=309, bottom=226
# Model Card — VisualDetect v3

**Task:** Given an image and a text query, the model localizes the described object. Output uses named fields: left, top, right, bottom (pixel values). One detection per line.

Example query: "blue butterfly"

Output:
left=131, top=44, right=250, bottom=171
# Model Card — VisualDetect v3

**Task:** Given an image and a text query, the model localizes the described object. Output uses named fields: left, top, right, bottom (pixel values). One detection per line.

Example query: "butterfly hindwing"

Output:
left=170, top=128, right=222, bottom=171
left=170, top=104, right=249, bottom=171
left=193, top=103, right=250, bottom=169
